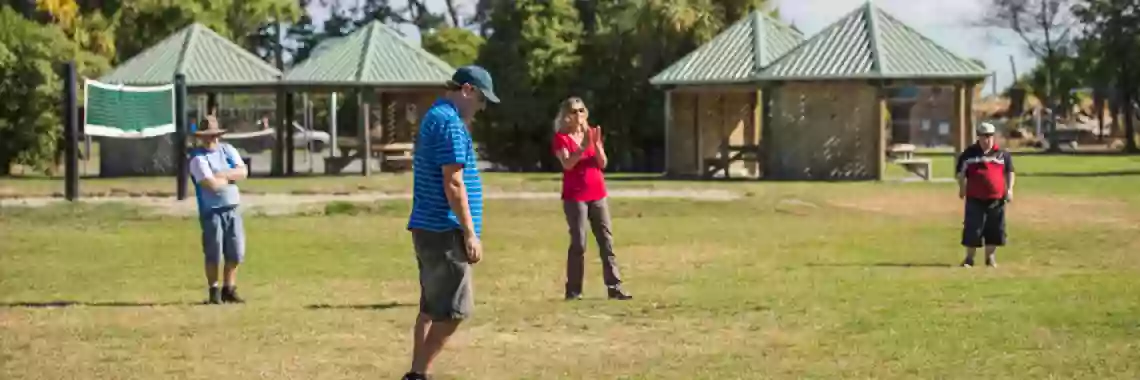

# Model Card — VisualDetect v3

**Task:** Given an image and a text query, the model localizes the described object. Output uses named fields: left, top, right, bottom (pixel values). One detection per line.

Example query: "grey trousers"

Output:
left=563, top=198, right=623, bottom=293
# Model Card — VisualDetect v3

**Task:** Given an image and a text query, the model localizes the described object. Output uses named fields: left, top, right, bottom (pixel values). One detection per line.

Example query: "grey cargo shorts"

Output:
left=411, top=229, right=474, bottom=321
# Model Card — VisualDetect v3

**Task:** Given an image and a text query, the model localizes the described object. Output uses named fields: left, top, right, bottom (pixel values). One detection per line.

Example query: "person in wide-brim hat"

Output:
left=187, top=114, right=250, bottom=305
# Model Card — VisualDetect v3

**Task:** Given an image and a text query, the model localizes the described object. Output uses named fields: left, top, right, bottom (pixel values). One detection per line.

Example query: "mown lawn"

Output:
left=2, top=155, right=1140, bottom=379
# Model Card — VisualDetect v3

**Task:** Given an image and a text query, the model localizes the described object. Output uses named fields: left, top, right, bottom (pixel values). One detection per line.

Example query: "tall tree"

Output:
left=474, top=0, right=583, bottom=171
left=0, top=7, right=95, bottom=174
left=982, top=0, right=1077, bottom=151
left=422, top=27, right=485, bottom=68
left=112, top=0, right=230, bottom=63
left=1073, top=0, right=1140, bottom=152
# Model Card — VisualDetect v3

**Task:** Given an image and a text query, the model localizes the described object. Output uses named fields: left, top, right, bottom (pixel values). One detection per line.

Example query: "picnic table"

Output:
left=703, top=144, right=763, bottom=179
left=887, top=144, right=931, bottom=181
left=326, top=137, right=415, bottom=174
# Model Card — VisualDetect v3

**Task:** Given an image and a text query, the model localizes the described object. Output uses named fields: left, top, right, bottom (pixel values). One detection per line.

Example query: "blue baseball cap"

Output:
left=450, top=65, right=500, bottom=104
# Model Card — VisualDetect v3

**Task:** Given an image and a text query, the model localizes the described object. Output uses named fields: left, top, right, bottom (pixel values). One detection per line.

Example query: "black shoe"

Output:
left=565, top=291, right=582, bottom=301
left=402, top=372, right=429, bottom=380
left=207, top=287, right=221, bottom=304
left=960, top=258, right=975, bottom=268
left=985, top=255, right=997, bottom=268
left=607, top=286, right=632, bottom=300
left=221, top=286, right=245, bottom=304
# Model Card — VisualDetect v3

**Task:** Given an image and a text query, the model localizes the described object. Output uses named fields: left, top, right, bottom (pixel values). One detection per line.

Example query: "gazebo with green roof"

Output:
left=651, top=2, right=990, bottom=180
left=282, top=20, right=455, bottom=176
left=99, top=22, right=282, bottom=103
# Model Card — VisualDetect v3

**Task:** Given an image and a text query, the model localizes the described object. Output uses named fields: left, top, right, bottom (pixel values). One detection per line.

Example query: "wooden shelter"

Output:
left=282, top=20, right=455, bottom=176
left=651, top=2, right=990, bottom=180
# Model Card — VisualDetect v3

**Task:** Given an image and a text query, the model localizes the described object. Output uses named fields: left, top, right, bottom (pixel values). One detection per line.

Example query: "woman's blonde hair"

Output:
left=553, top=96, right=587, bottom=133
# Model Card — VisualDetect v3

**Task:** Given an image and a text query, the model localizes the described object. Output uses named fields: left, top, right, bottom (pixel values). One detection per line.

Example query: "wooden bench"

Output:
left=895, top=158, right=932, bottom=181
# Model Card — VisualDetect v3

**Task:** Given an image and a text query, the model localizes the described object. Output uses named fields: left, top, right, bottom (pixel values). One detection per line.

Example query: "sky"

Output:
left=307, top=0, right=1039, bottom=96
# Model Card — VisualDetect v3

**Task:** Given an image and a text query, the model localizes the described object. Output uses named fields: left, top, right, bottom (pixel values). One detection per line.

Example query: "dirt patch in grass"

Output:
left=828, top=191, right=1139, bottom=227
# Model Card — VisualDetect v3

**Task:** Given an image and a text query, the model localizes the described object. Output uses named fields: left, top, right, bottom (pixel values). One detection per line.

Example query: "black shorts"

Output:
left=962, top=198, right=1006, bottom=247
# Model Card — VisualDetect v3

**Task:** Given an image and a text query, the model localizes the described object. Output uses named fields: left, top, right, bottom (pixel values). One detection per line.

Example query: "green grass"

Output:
left=3, top=156, right=1140, bottom=379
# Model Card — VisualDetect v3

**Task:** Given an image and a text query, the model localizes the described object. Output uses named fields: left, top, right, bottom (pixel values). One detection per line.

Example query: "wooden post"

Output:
left=875, top=86, right=888, bottom=181
left=751, top=89, right=763, bottom=178
left=360, top=90, right=371, bottom=177
left=285, top=92, right=295, bottom=175
left=694, top=93, right=703, bottom=176
left=760, top=86, right=774, bottom=178
left=951, top=83, right=967, bottom=153
left=965, top=82, right=976, bottom=144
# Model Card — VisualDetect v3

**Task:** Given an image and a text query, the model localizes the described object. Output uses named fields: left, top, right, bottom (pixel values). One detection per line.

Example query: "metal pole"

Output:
left=174, top=74, right=189, bottom=200
left=63, top=61, right=79, bottom=201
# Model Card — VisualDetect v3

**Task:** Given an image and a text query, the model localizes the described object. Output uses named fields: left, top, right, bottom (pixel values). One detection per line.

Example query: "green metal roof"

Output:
left=283, top=20, right=455, bottom=87
left=756, top=2, right=989, bottom=81
left=99, top=23, right=282, bottom=88
left=649, top=11, right=804, bottom=86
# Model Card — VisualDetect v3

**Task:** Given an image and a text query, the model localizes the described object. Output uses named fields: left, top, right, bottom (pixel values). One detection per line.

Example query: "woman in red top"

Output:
left=551, top=97, right=632, bottom=301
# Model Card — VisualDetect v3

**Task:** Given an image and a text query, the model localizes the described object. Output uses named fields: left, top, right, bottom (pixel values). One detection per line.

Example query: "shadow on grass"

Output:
left=304, top=301, right=411, bottom=311
left=0, top=300, right=200, bottom=308
left=806, top=262, right=952, bottom=268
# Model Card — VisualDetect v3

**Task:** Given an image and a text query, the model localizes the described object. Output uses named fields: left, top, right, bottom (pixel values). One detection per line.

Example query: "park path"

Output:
left=0, top=189, right=740, bottom=216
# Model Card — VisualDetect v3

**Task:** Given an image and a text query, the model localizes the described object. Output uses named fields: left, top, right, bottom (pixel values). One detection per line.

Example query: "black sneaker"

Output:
left=960, top=258, right=975, bottom=268
left=985, top=255, right=997, bottom=268
left=207, top=287, right=221, bottom=304
left=565, top=291, right=582, bottom=301
left=607, top=286, right=633, bottom=300
left=221, top=286, right=245, bottom=304
left=402, top=372, right=429, bottom=380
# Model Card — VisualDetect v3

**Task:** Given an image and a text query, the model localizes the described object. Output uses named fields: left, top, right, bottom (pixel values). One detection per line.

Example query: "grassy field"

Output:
left=3, top=155, right=1140, bottom=379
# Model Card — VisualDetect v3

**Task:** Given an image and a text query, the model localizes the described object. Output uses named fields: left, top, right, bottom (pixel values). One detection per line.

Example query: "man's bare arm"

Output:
left=442, top=163, right=476, bottom=237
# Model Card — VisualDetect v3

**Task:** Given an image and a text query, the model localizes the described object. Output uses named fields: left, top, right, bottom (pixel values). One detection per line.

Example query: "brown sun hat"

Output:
left=193, top=115, right=227, bottom=137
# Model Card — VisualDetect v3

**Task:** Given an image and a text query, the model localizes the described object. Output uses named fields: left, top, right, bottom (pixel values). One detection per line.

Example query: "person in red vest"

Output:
left=955, top=122, right=1016, bottom=268
left=551, top=96, right=632, bottom=301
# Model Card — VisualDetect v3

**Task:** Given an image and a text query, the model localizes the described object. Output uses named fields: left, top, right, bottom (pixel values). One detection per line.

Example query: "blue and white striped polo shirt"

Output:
left=407, top=99, right=483, bottom=237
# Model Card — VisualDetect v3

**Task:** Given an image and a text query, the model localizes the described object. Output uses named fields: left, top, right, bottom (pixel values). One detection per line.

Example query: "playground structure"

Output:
left=651, top=2, right=989, bottom=181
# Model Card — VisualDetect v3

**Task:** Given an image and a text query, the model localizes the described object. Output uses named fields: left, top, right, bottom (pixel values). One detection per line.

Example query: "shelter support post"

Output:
left=330, top=92, right=338, bottom=157
left=874, top=86, right=887, bottom=181
left=965, top=81, right=977, bottom=143
left=285, top=93, right=295, bottom=175
left=359, top=90, right=371, bottom=177
left=760, top=86, right=775, bottom=178
left=951, top=83, right=968, bottom=153
left=273, top=88, right=285, bottom=176
left=751, top=89, right=763, bottom=178
left=206, top=93, right=218, bottom=116
left=663, top=90, right=672, bottom=175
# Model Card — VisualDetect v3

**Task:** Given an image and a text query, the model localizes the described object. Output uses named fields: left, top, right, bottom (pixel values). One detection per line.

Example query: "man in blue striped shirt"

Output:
left=403, top=65, right=498, bottom=380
